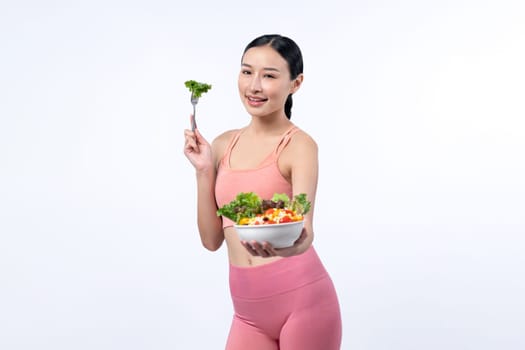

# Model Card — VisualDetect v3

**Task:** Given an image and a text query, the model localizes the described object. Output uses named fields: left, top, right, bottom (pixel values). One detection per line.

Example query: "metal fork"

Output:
left=190, top=93, right=198, bottom=131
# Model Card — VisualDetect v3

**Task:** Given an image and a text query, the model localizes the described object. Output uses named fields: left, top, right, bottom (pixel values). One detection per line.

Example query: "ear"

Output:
left=290, top=74, right=304, bottom=94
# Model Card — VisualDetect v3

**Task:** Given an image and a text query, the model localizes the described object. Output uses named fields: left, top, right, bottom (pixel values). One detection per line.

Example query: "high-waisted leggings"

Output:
left=226, top=246, right=342, bottom=350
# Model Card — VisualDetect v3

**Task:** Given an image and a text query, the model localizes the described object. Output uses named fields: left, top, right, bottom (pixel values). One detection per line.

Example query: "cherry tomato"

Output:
left=280, top=216, right=292, bottom=223
left=264, top=208, right=275, bottom=216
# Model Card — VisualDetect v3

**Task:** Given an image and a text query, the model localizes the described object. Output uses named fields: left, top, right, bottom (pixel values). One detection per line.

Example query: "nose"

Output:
left=250, top=74, right=262, bottom=92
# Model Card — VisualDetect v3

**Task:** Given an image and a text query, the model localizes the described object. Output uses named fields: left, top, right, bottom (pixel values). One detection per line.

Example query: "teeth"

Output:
left=249, top=97, right=266, bottom=102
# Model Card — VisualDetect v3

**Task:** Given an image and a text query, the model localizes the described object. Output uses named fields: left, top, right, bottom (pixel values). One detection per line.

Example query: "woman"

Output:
left=184, top=34, right=342, bottom=349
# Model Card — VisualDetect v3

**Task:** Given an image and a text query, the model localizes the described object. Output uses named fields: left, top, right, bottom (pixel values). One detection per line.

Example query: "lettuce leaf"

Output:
left=271, top=193, right=290, bottom=207
left=184, top=80, right=212, bottom=98
left=216, top=192, right=262, bottom=224
left=290, top=193, right=311, bottom=215
left=217, top=192, right=311, bottom=224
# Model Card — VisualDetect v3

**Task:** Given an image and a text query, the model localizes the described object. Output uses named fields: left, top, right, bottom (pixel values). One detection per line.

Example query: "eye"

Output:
left=241, top=70, right=251, bottom=75
left=264, top=74, right=276, bottom=79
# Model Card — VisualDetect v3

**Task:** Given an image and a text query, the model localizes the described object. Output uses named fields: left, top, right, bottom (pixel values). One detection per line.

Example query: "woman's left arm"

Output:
left=254, top=131, right=319, bottom=257
left=285, top=131, right=319, bottom=254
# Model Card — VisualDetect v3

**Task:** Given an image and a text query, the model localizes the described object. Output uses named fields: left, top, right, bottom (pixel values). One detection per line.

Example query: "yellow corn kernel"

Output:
left=239, top=217, right=251, bottom=225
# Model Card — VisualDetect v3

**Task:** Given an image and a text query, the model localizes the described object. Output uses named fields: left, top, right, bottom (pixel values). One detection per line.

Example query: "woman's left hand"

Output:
left=241, top=229, right=307, bottom=258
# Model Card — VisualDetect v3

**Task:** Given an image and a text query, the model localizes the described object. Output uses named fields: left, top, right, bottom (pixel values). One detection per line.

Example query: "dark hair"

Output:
left=242, top=34, right=303, bottom=120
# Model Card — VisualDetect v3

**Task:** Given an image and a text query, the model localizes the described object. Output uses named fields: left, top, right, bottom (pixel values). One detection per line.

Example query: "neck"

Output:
left=247, top=115, right=293, bottom=135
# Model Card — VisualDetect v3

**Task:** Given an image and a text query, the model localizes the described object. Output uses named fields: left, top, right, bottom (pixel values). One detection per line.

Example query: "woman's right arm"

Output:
left=184, top=127, right=224, bottom=251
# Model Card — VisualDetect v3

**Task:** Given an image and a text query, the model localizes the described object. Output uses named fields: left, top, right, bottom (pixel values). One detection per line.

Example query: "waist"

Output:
left=229, top=246, right=328, bottom=299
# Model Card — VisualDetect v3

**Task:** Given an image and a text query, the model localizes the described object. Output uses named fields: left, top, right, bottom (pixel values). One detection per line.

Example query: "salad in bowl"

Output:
left=217, top=192, right=311, bottom=248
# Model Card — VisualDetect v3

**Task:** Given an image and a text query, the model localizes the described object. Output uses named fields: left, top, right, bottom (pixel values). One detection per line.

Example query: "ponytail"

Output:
left=285, top=94, right=293, bottom=120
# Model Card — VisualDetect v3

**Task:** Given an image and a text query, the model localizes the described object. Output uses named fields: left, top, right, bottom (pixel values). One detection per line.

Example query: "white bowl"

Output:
left=234, top=220, right=304, bottom=248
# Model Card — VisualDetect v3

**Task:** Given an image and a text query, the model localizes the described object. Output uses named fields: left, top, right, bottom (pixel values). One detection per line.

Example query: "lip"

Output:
left=246, top=95, right=268, bottom=107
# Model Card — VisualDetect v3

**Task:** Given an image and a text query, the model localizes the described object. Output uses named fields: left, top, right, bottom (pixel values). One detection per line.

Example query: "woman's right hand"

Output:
left=183, top=117, right=214, bottom=172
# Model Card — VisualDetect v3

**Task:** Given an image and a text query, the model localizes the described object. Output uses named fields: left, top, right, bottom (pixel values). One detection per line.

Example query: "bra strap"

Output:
left=275, top=126, right=300, bottom=157
left=220, top=128, right=244, bottom=166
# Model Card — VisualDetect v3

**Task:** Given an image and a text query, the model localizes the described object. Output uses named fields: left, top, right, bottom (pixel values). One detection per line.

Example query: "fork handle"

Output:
left=191, top=105, right=197, bottom=131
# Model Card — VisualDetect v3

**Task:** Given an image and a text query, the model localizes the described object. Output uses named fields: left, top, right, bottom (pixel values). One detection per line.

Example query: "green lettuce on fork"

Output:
left=216, top=192, right=311, bottom=225
left=184, top=80, right=212, bottom=98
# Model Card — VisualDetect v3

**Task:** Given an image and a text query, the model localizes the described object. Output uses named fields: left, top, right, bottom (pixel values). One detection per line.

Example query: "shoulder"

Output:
left=288, top=128, right=318, bottom=154
left=211, top=129, right=240, bottom=166
left=212, top=129, right=239, bottom=148
left=279, top=127, right=318, bottom=169
left=278, top=127, right=319, bottom=184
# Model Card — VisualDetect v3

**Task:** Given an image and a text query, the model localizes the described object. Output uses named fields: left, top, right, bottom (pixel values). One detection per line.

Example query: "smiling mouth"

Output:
left=248, top=96, right=268, bottom=102
left=247, top=96, right=268, bottom=106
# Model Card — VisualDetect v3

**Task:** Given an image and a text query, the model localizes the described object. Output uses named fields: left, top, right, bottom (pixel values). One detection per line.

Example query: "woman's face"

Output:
left=238, top=45, right=301, bottom=119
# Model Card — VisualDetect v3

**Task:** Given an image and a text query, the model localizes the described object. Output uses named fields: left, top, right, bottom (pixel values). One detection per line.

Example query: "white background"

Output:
left=1, top=0, right=524, bottom=349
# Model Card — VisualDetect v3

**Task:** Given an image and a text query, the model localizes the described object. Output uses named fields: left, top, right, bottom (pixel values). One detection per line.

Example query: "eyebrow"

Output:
left=241, top=63, right=281, bottom=72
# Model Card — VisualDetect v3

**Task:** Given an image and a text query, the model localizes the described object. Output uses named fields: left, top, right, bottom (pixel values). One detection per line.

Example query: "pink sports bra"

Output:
left=215, top=125, right=300, bottom=228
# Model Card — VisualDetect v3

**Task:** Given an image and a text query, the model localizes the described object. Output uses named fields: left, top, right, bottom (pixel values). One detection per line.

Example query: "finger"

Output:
left=193, top=128, right=209, bottom=146
left=183, top=129, right=198, bottom=145
left=251, top=241, right=272, bottom=257
left=241, top=241, right=258, bottom=256
left=249, top=241, right=264, bottom=256
left=261, top=242, right=276, bottom=256
left=184, top=134, right=199, bottom=153
left=294, top=229, right=307, bottom=245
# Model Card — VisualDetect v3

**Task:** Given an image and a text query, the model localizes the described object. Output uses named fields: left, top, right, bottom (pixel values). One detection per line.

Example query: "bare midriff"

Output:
left=224, top=226, right=283, bottom=267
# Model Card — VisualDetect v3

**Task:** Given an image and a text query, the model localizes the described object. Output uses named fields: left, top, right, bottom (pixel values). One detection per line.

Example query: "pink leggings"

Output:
left=226, top=247, right=342, bottom=349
